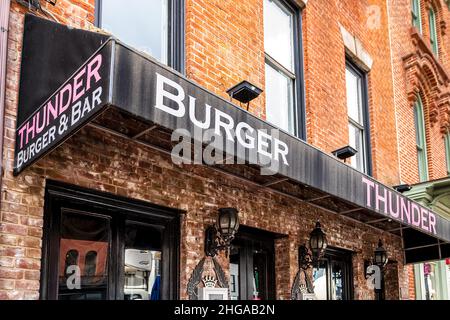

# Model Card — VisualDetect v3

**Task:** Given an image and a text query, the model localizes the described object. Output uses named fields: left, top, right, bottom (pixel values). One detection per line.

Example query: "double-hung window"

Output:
left=428, top=8, right=439, bottom=56
left=414, top=95, right=429, bottom=182
left=96, top=0, right=184, bottom=72
left=411, top=0, right=422, bottom=33
left=345, top=61, right=371, bottom=174
left=264, top=0, right=304, bottom=138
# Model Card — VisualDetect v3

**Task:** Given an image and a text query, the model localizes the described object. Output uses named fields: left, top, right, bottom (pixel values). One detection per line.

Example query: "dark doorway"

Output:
left=229, top=226, right=276, bottom=300
left=40, top=180, right=181, bottom=300
left=312, top=247, right=353, bottom=300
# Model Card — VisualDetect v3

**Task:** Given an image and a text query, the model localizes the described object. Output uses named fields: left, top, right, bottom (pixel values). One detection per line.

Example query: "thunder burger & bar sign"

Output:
left=14, top=42, right=112, bottom=174
left=14, top=17, right=450, bottom=245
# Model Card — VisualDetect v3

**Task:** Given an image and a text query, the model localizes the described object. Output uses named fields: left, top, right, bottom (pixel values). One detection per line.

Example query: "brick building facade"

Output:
left=0, top=0, right=449, bottom=300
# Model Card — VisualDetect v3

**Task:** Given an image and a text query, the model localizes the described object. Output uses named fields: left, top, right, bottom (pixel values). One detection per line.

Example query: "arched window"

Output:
left=411, top=0, right=422, bottom=33
left=64, top=249, right=79, bottom=276
left=414, top=95, right=428, bottom=181
left=85, top=251, right=98, bottom=277
left=428, top=8, right=439, bottom=56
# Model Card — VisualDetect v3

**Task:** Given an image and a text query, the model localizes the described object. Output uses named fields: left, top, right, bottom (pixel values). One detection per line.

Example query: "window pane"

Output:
left=313, top=261, right=328, bottom=300
left=346, top=68, right=362, bottom=124
left=100, top=0, right=168, bottom=63
left=265, top=63, right=295, bottom=133
left=229, top=245, right=240, bottom=300
left=349, top=123, right=365, bottom=171
left=411, top=0, right=422, bottom=33
left=58, top=211, right=110, bottom=300
left=414, top=97, right=428, bottom=182
left=264, top=0, right=294, bottom=71
left=428, top=9, right=438, bottom=56
left=331, top=261, right=345, bottom=300
left=124, top=223, right=162, bottom=300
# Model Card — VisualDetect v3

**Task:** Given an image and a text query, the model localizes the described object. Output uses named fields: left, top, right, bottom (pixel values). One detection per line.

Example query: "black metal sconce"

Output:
left=204, top=208, right=239, bottom=257
left=374, top=239, right=388, bottom=267
left=332, top=145, right=358, bottom=160
left=226, top=80, right=262, bottom=111
left=373, top=239, right=388, bottom=301
left=298, top=221, right=328, bottom=270
left=393, top=184, right=412, bottom=193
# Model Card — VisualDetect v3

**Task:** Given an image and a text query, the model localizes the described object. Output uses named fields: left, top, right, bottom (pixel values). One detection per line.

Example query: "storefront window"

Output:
left=41, top=182, right=180, bottom=300
left=124, top=223, right=162, bottom=300
left=58, top=211, right=110, bottom=300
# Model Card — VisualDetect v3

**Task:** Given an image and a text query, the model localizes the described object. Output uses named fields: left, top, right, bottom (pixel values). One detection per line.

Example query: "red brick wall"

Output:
left=0, top=0, right=413, bottom=300
left=303, top=0, right=400, bottom=186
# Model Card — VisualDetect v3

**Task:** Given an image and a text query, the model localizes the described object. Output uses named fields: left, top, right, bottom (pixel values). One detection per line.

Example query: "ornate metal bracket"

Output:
left=298, top=244, right=313, bottom=270
left=204, top=225, right=232, bottom=257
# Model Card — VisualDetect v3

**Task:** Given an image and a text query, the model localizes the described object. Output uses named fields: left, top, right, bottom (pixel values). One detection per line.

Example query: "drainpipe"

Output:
left=0, top=0, right=11, bottom=207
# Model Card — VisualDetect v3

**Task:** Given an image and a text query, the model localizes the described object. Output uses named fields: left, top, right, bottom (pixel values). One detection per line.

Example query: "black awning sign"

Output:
left=14, top=43, right=111, bottom=175
left=362, top=177, right=437, bottom=235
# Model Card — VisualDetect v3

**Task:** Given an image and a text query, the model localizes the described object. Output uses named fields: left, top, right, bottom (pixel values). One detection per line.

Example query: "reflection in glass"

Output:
left=58, top=211, right=110, bottom=300
left=252, top=247, right=268, bottom=300
left=85, top=251, right=98, bottom=277
left=312, top=262, right=327, bottom=300
left=124, top=223, right=162, bottom=300
left=331, top=261, right=344, bottom=300
left=264, top=0, right=294, bottom=71
left=100, top=0, right=168, bottom=63
left=265, top=63, right=294, bottom=133
left=229, top=245, right=240, bottom=300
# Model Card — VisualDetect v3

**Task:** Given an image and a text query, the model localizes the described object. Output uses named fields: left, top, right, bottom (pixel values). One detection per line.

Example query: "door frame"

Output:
left=231, top=226, right=278, bottom=300
left=40, top=180, right=182, bottom=300
left=316, top=247, right=354, bottom=300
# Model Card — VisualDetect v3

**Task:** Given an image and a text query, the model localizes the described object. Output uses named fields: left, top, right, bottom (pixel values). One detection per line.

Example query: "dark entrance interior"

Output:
left=40, top=180, right=181, bottom=300
left=229, top=226, right=276, bottom=300
left=312, top=247, right=353, bottom=300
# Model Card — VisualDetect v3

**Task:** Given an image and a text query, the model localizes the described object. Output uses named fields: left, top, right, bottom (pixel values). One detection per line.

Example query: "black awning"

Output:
left=14, top=15, right=450, bottom=263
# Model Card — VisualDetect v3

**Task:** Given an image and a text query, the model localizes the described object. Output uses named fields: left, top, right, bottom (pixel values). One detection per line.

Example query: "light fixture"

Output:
left=204, top=208, right=239, bottom=257
left=393, top=184, right=411, bottom=193
left=374, top=239, right=388, bottom=267
left=299, top=221, right=328, bottom=269
left=226, top=80, right=262, bottom=110
left=332, top=145, right=358, bottom=160
left=46, top=0, right=57, bottom=5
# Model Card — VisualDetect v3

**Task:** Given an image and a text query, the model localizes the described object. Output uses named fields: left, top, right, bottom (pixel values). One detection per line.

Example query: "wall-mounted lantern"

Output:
left=204, top=208, right=239, bottom=257
left=299, top=221, right=328, bottom=270
left=374, top=239, right=388, bottom=267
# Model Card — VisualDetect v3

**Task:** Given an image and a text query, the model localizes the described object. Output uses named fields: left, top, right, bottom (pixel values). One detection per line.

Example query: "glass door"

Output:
left=312, top=247, right=353, bottom=300
left=229, top=227, right=276, bottom=300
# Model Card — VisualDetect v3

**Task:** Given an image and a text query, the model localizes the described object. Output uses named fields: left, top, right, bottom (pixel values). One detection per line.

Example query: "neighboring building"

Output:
left=388, top=0, right=450, bottom=300
left=0, top=0, right=448, bottom=300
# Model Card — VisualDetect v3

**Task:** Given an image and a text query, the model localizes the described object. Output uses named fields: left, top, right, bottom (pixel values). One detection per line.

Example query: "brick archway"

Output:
left=403, top=29, right=450, bottom=134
